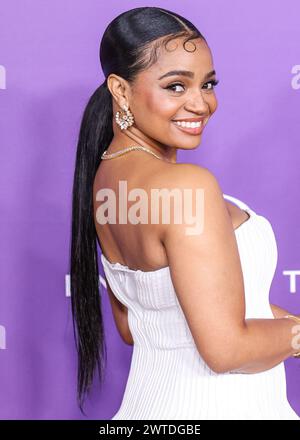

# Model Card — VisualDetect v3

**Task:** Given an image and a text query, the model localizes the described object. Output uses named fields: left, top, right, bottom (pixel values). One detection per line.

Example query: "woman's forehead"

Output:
left=141, top=40, right=213, bottom=80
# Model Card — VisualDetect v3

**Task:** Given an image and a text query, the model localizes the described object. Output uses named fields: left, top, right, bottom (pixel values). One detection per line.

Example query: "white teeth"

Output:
left=174, top=120, right=202, bottom=128
left=173, top=117, right=209, bottom=128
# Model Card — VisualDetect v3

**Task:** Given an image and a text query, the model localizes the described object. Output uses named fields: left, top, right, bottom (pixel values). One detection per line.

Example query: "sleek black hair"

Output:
left=69, top=6, right=206, bottom=416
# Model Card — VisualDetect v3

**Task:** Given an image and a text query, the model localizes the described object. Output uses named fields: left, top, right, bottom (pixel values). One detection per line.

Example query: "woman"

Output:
left=70, top=6, right=300, bottom=419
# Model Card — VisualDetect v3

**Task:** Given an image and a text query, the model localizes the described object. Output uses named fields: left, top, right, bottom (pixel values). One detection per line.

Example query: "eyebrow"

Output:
left=158, top=69, right=216, bottom=81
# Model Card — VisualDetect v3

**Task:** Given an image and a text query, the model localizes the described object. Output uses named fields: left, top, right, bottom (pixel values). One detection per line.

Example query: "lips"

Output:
left=171, top=117, right=209, bottom=135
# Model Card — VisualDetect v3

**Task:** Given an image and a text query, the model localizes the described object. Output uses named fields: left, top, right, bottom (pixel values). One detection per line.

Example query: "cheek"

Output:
left=208, top=94, right=218, bottom=112
left=140, top=90, right=179, bottom=119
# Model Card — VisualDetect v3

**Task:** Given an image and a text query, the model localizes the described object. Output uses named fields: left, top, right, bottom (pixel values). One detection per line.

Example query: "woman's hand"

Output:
left=270, top=303, right=300, bottom=320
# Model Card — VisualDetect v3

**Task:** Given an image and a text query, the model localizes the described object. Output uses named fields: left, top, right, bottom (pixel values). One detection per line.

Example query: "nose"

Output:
left=184, top=89, right=209, bottom=114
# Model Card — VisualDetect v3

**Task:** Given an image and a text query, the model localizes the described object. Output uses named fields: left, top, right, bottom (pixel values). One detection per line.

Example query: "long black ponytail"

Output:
left=69, top=6, right=206, bottom=416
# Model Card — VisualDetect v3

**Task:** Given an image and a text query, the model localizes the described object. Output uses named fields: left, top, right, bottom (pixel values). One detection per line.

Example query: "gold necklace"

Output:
left=101, top=145, right=173, bottom=163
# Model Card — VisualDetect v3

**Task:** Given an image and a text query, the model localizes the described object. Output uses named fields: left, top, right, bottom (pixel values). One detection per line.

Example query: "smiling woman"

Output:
left=69, top=6, right=300, bottom=420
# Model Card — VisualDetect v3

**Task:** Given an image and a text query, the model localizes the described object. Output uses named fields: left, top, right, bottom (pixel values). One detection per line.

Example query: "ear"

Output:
left=107, top=74, right=132, bottom=109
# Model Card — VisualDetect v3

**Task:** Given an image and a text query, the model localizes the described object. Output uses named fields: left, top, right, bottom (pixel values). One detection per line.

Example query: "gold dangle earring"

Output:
left=115, top=104, right=134, bottom=130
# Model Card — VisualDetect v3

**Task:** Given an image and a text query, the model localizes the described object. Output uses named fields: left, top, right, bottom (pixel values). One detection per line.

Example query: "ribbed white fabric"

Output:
left=101, top=194, right=300, bottom=420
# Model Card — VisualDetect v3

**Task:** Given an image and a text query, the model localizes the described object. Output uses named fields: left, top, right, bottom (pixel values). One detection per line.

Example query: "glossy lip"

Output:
left=171, top=117, right=208, bottom=136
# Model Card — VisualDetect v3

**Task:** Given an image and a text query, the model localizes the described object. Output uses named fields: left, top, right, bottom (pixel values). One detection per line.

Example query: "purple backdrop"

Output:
left=0, top=0, right=299, bottom=419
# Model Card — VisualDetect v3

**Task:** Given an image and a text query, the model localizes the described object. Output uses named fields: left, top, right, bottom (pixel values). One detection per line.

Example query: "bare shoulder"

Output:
left=152, top=162, right=227, bottom=238
left=158, top=162, right=222, bottom=193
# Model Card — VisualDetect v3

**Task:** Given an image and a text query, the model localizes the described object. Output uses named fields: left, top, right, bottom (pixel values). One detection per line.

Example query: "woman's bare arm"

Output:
left=236, top=303, right=300, bottom=374
left=229, top=317, right=300, bottom=373
left=160, top=164, right=300, bottom=374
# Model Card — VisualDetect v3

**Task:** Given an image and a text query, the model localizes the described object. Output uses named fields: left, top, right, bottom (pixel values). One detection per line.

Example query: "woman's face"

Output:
left=128, top=36, right=218, bottom=153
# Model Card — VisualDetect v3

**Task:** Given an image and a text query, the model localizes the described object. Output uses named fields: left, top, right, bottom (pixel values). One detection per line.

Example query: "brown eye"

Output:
left=165, top=83, right=185, bottom=93
left=203, top=79, right=219, bottom=90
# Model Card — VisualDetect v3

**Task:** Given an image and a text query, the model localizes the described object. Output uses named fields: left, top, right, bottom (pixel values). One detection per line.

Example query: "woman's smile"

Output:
left=171, top=117, right=209, bottom=136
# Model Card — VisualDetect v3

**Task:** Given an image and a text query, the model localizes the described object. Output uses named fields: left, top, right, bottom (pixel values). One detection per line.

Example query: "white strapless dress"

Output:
left=100, top=194, right=300, bottom=420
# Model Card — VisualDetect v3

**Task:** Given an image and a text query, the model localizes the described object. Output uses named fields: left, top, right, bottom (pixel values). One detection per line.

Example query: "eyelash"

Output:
left=166, top=79, right=219, bottom=93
